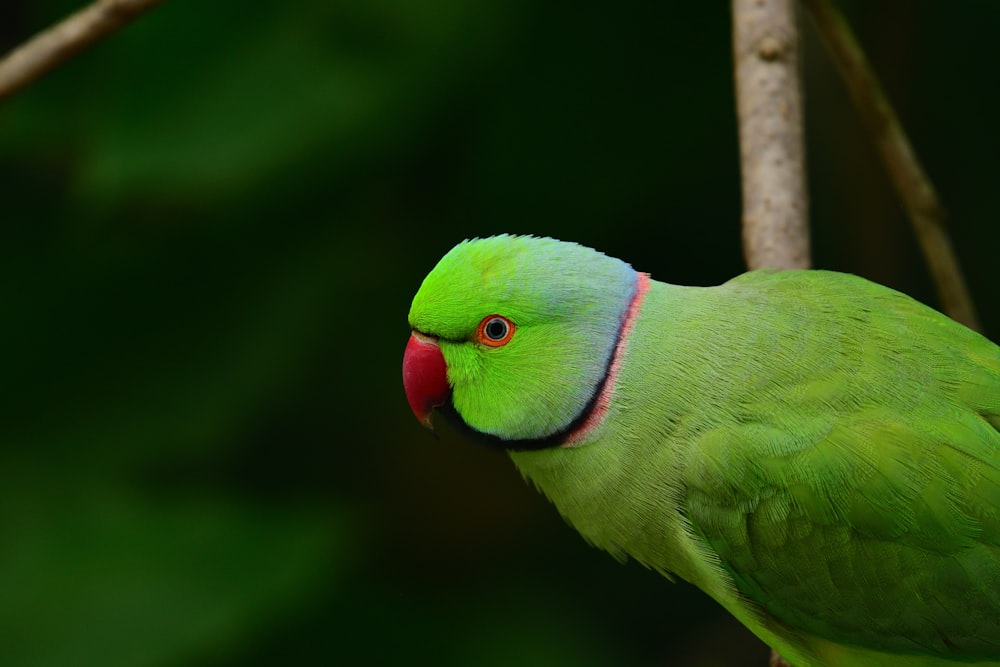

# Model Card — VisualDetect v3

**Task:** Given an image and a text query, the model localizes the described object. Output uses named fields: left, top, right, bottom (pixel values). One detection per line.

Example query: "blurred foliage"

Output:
left=0, top=0, right=997, bottom=666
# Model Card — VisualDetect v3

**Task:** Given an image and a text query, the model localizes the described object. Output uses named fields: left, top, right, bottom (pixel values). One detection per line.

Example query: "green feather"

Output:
left=407, top=237, right=1000, bottom=667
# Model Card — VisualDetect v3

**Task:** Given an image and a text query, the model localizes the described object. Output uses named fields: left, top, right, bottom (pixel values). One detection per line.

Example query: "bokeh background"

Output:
left=1, top=1, right=997, bottom=666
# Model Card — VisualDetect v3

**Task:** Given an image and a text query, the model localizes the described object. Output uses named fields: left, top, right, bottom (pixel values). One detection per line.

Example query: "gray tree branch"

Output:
left=0, top=0, right=164, bottom=103
left=733, top=0, right=811, bottom=271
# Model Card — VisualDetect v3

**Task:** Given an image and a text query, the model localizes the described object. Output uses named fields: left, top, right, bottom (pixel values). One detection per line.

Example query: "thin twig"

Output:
left=801, top=0, right=981, bottom=332
left=0, top=0, right=164, bottom=103
left=732, top=0, right=811, bottom=271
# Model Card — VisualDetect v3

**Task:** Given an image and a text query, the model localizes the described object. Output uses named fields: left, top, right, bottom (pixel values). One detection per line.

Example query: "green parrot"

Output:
left=402, top=235, right=1000, bottom=667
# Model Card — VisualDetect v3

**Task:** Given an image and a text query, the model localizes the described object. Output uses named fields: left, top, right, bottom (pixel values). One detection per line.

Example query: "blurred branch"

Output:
left=0, top=0, right=164, bottom=103
left=802, top=0, right=982, bottom=332
left=732, top=0, right=811, bottom=271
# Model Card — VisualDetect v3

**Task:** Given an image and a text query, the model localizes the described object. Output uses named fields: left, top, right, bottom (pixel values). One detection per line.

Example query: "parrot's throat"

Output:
left=442, top=272, right=651, bottom=452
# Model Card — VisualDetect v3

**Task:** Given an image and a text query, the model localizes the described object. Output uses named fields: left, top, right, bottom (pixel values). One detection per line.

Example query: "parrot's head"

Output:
left=403, top=235, right=643, bottom=449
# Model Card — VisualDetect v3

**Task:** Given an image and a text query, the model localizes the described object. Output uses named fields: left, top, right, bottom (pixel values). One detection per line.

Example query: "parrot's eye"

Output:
left=475, top=315, right=515, bottom=347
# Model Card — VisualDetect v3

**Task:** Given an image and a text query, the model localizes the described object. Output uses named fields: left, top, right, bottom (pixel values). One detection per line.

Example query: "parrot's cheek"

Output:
left=403, top=332, right=451, bottom=429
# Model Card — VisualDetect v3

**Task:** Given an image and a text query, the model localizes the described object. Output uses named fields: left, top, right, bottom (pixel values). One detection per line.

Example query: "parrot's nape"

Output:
left=402, top=235, right=1000, bottom=667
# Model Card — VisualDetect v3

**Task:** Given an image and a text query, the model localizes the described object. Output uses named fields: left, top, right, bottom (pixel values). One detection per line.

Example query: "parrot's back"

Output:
left=511, top=269, right=1000, bottom=667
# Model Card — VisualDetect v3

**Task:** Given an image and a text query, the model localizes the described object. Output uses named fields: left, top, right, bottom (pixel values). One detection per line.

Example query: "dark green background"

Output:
left=1, top=1, right=997, bottom=666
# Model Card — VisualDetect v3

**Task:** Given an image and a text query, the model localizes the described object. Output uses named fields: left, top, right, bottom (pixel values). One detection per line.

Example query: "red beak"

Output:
left=402, top=332, right=451, bottom=429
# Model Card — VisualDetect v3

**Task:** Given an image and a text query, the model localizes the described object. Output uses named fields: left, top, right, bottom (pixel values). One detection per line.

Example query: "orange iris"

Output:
left=474, top=314, right=515, bottom=347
